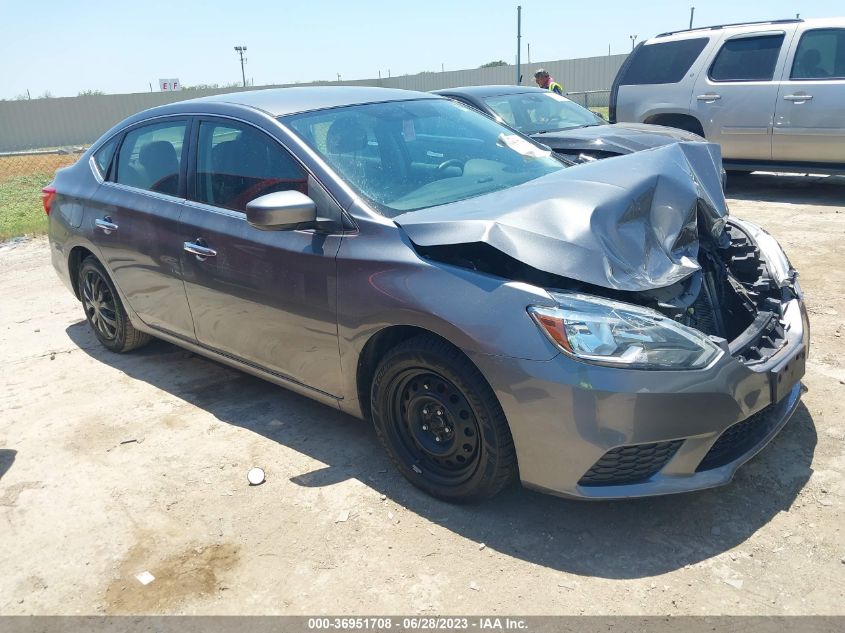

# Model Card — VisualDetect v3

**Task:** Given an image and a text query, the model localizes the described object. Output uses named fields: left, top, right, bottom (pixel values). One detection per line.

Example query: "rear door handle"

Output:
left=783, top=94, right=813, bottom=102
left=184, top=240, right=217, bottom=261
left=696, top=94, right=722, bottom=102
left=94, top=217, right=118, bottom=234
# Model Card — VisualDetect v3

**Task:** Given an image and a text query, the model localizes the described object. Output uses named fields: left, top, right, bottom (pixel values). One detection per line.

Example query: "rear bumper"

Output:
left=469, top=298, right=809, bottom=499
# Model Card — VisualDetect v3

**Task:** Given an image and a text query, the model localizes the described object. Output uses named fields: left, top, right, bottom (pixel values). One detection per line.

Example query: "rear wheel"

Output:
left=371, top=335, right=516, bottom=502
left=78, top=257, right=150, bottom=353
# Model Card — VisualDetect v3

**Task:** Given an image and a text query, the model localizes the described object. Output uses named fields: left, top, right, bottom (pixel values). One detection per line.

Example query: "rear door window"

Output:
left=619, top=38, right=709, bottom=85
left=193, top=120, right=307, bottom=213
left=115, top=120, right=187, bottom=195
left=709, top=34, right=786, bottom=82
left=790, top=28, right=845, bottom=79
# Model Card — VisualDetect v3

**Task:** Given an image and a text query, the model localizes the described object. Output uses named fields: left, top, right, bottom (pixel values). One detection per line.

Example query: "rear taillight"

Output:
left=41, top=186, right=56, bottom=215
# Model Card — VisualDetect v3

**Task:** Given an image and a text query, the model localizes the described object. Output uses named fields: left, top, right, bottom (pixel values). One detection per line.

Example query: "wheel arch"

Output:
left=355, top=325, right=488, bottom=421
left=643, top=112, right=705, bottom=137
left=68, top=245, right=96, bottom=299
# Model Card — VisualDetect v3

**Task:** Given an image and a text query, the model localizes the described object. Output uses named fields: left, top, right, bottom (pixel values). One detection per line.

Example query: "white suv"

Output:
left=611, top=18, right=845, bottom=174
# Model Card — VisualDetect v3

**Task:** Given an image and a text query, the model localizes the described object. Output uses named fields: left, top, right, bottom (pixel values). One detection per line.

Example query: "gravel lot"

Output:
left=1, top=173, right=843, bottom=615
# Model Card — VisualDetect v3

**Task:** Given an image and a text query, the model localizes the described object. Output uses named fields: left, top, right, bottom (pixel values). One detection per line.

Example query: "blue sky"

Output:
left=0, top=0, right=841, bottom=99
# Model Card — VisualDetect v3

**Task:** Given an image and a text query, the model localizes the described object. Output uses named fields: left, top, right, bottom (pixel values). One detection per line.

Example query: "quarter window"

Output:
left=93, top=136, right=118, bottom=178
left=791, top=28, right=845, bottom=79
left=709, top=34, right=785, bottom=82
left=619, top=38, right=709, bottom=85
left=115, top=121, right=187, bottom=195
left=194, top=121, right=307, bottom=212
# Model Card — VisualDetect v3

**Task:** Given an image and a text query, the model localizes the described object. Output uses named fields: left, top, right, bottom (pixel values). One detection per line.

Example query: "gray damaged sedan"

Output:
left=45, top=87, right=809, bottom=502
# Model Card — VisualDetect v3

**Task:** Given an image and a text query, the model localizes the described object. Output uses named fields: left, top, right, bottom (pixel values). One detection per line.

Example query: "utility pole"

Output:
left=527, top=43, right=531, bottom=65
left=336, top=73, right=341, bottom=82
left=516, top=6, right=522, bottom=85
left=689, top=7, right=695, bottom=29
left=630, top=35, right=638, bottom=51
left=234, top=46, right=247, bottom=87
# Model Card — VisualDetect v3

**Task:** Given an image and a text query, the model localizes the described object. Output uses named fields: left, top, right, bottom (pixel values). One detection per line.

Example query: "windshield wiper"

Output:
left=534, top=124, right=596, bottom=134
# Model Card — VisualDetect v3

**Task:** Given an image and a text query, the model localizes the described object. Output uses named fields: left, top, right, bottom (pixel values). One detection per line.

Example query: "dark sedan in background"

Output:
left=434, top=85, right=707, bottom=164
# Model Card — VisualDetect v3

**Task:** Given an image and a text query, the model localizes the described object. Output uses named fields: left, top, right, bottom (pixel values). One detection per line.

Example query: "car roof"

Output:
left=169, top=86, right=442, bottom=117
left=433, top=85, right=551, bottom=99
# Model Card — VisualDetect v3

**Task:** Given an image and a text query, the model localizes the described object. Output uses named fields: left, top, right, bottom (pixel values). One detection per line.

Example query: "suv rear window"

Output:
left=619, top=38, right=709, bottom=85
left=709, top=34, right=785, bottom=82
left=791, top=28, right=845, bottom=79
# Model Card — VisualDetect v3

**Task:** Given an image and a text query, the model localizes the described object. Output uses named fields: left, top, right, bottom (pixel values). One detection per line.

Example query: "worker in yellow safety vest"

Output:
left=533, top=68, right=564, bottom=95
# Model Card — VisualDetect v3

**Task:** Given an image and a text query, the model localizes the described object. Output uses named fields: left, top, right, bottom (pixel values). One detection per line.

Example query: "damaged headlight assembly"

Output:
left=528, top=292, right=723, bottom=370
left=730, top=219, right=795, bottom=288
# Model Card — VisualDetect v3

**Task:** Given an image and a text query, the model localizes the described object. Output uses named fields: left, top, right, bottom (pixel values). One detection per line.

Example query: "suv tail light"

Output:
left=41, top=186, right=56, bottom=215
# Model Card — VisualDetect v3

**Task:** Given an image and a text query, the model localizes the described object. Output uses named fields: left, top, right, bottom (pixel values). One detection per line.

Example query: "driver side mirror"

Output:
left=246, top=190, right=317, bottom=231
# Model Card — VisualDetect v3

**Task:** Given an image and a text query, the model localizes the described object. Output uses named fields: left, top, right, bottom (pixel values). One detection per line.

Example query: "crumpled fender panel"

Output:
left=394, top=142, right=726, bottom=291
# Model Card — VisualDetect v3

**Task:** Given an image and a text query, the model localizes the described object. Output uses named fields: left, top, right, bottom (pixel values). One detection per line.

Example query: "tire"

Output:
left=78, top=257, right=151, bottom=353
left=370, top=335, right=516, bottom=502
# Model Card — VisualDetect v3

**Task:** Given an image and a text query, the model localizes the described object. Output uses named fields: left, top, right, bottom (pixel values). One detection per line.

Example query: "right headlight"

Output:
left=528, top=291, right=723, bottom=370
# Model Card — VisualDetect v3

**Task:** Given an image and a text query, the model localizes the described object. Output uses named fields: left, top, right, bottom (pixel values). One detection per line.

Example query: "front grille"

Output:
left=579, top=440, right=684, bottom=486
left=696, top=404, right=779, bottom=471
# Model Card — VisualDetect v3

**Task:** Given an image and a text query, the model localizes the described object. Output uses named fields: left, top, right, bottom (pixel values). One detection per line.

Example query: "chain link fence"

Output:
left=565, top=89, right=611, bottom=119
left=0, top=147, right=86, bottom=240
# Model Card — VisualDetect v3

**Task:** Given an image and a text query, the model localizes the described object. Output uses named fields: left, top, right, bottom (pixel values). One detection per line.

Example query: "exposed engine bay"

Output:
left=414, top=218, right=797, bottom=364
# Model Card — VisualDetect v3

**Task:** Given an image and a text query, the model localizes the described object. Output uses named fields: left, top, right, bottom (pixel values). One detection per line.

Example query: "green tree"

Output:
left=78, top=89, right=105, bottom=96
left=479, top=60, right=508, bottom=68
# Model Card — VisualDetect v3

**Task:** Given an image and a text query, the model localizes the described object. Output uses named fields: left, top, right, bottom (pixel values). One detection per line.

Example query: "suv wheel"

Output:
left=78, top=257, right=150, bottom=353
left=371, top=335, right=516, bottom=502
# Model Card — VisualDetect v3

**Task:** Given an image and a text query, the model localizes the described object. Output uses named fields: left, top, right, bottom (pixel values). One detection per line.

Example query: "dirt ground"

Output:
left=0, top=173, right=843, bottom=616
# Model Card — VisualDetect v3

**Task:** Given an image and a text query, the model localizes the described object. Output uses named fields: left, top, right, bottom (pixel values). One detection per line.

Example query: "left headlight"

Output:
left=528, top=291, right=723, bottom=370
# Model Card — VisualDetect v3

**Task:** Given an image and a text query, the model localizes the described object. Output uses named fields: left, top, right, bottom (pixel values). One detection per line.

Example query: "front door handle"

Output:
left=94, top=217, right=118, bottom=235
left=783, top=94, right=813, bottom=102
left=696, top=94, right=722, bottom=102
left=184, top=240, right=217, bottom=261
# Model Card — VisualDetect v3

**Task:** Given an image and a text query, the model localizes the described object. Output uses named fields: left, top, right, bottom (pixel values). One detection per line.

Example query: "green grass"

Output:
left=0, top=172, right=53, bottom=240
left=589, top=106, right=610, bottom=120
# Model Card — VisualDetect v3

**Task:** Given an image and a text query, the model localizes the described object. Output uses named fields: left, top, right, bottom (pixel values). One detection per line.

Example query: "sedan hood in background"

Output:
left=532, top=123, right=702, bottom=155
left=394, top=141, right=727, bottom=292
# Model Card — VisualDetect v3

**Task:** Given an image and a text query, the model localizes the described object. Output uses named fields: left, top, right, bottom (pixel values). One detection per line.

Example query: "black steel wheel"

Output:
left=78, top=257, right=150, bottom=353
left=371, top=335, right=516, bottom=502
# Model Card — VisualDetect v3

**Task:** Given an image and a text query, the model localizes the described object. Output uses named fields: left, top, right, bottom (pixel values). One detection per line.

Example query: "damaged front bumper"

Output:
left=467, top=297, right=809, bottom=499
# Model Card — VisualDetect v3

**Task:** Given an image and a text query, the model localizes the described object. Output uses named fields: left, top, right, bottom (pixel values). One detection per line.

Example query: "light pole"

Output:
left=689, top=7, right=695, bottom=29
left=516, top=6, right=522, bottom=85
left=629, top=35, right=638, bottom=51
left=234, top=46, right=247, bottom=87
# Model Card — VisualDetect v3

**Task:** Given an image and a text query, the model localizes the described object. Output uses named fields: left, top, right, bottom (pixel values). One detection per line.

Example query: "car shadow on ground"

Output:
left=0, top=449, right=16, bottom=481
left=67, top=322, right=817, bottom=580
left=725, top=173, right=845, bottom=207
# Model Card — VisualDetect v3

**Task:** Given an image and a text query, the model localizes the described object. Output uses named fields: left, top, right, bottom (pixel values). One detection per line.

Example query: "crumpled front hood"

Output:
left=533, top=123, right=702, bottom=155
left=394, top=141, right=727, bottom=292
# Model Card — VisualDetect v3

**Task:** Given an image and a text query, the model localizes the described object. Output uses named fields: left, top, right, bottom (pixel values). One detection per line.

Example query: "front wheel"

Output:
left=78, top=257, right=150, bottom=353
left=371, top=335, right=516, bottom=502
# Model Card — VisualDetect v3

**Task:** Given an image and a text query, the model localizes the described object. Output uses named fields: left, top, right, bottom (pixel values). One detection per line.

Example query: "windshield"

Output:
left=282, top=99, right=565, bottom=217
left=482, top=92, right=604, bottom=134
